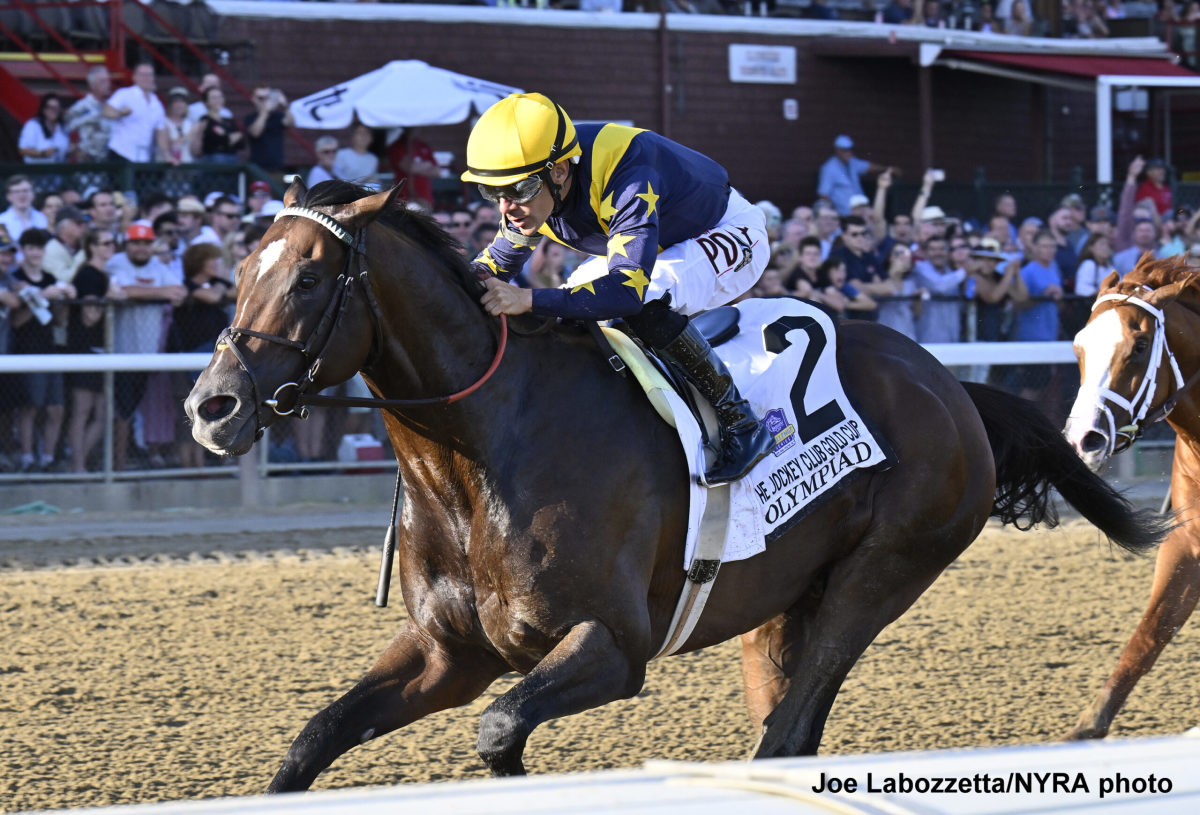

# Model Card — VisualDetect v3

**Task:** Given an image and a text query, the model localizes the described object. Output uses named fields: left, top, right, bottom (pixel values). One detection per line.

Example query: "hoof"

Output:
left=1062, top=725, right=1108, bottom=742
left=477, top=707, right=529, bottom=776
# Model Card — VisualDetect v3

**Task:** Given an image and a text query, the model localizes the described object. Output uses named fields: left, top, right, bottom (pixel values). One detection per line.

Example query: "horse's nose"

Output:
left=187, top=392, right=239, bottom=425
left=1079, top=430, right=1109, bottom=455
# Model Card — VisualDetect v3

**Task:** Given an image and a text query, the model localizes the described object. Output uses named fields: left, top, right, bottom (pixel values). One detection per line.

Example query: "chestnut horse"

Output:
left=1065, top=255, right=1197, bottom=740
left=185, top=181, right=1165, bottom=792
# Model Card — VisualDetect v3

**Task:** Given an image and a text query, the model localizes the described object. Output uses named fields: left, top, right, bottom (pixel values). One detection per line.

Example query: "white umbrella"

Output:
left=290, top=61, right=522, bottom=130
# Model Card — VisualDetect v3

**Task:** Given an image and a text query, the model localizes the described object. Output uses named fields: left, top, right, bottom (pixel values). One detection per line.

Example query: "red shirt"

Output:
left=1135, top=179, right=1173, bottom=215
left=387, top=136, right=435, bottom=206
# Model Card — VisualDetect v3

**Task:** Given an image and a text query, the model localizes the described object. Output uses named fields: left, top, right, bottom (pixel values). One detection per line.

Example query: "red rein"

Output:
left=446, top=315, right=508, bottom=404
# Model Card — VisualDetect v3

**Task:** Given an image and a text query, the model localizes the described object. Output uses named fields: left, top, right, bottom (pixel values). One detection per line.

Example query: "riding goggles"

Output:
left=477, top=175, right=543, bottom=205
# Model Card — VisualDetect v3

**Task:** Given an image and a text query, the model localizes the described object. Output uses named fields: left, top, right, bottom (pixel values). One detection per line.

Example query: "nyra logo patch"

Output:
left=764, top=408, right=796, bottom=456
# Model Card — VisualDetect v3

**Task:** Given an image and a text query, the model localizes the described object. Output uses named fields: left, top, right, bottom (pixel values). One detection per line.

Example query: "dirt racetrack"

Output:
left=2, top=507, right=1199, bottom=813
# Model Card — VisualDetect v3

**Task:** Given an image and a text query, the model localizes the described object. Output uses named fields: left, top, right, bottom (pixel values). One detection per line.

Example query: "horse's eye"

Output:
left=1133, top=337, right=1149, bottom=355
left=297, top=273, right=320, bottom=291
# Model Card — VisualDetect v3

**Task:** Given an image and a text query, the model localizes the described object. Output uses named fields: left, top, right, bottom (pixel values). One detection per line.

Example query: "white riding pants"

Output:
left=569, top=189, right=768, bottom=316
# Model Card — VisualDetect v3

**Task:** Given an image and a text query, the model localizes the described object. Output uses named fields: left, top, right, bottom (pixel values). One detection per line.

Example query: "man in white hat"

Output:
left=176, top=197, right=221, bottom=248
left=916, top=205, right=947, bottom=245
left=817, top=134, right=892, bottom=217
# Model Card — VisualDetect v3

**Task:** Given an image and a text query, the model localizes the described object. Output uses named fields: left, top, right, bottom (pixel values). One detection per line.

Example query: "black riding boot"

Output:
left=661, top=322, right=774, bottom=486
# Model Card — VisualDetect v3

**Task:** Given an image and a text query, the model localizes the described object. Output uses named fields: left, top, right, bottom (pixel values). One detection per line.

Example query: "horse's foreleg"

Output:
left=476, top=619, right=644, bottom=777
left=1065, top=528, right=1200, bottom=740
left=268, top=623, right=506, bottom=793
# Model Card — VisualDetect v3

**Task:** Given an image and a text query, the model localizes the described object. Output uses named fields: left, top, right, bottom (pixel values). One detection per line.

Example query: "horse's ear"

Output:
left=345, top=183, right=406, bottom=228
left=283, top=177, right=307, bottom=208
left=1098, top=270, right=1121, bottom=294
left=1144, top=279, right=1189, bottom=310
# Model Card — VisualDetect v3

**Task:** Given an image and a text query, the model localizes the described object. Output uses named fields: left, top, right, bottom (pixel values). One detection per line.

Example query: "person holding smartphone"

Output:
left=245, top=85, right=294, bottom=174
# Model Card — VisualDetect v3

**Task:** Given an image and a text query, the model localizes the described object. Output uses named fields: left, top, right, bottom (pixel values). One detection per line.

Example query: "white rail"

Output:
left=0, top=343, right=1078, bottom=374
left=30, top=732, right=1200, bottom=814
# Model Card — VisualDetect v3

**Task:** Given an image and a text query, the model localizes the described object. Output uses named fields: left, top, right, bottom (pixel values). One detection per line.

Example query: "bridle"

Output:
left=1086, top=290, right=1190, bottom=456
left=215, top=204, right=507, bottom=436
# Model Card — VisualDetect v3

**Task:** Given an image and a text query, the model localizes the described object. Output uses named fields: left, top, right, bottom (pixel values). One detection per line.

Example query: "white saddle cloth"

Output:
left=667, top=298, right=893, bottom=566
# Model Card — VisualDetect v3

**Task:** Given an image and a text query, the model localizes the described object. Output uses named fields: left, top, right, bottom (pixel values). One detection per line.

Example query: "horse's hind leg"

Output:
left=476, top=619, right=644, bottom=777
left=1065, top=526, right=1200, bottom=740
left=740, top=595, right=818, bottom=734
left=751, top=533, right=956, bottom=758
left=268, top=622, right=507, bottom=793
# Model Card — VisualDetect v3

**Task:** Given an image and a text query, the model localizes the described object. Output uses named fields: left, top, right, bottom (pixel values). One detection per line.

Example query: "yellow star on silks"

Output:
left=599, top=192, right=618, bottom=224
left=570, top=280, right=597, bottom=295
left=478, top=247, right=501, bottom=276
left=636, top=182, right=659, bottom=216
left=621, top=268, right=650, bottom=300
left=607, top=232, right=636, bottom=261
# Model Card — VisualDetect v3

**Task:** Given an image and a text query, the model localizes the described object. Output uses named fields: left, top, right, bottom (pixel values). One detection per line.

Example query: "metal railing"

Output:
left=0, top=159, right=282, bottom=202
left=0, top=294, right=1176, bottom=484
left=0, top=301, right=393, bottom=482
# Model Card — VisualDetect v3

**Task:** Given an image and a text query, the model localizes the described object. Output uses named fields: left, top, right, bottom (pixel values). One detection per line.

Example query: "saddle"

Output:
left=691, top=306, right=742, bottom=347
left=602, top=306, right=742, bottom=449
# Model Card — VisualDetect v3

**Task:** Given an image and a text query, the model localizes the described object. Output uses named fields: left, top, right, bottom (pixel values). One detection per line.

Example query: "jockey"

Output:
left=462, top=92, right=773, bottom=486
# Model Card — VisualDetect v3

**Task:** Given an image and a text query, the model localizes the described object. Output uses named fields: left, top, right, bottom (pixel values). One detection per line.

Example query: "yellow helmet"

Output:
left=461, top=93, right=582, bottom=187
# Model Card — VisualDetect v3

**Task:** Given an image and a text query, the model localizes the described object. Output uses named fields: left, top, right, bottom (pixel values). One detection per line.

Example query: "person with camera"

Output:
left=907, top=168, right=949, bottom=247
left=966, top=237, right=1026, bottom=343
left=10, top=228, right=75, bottom=472
left=245, top=85, right=294, bottom=175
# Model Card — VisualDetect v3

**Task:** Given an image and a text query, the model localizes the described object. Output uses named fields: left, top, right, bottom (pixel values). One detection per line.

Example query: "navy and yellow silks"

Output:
left=471, top=123, right=732, bottom=321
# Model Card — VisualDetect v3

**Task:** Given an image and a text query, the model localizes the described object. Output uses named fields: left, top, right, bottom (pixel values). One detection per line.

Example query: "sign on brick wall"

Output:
left=728, top=44, right=797, bottom=84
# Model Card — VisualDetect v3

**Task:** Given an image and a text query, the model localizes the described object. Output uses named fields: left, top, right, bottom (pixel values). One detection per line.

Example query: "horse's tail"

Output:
left=962, top=381, right=1168, bottom=554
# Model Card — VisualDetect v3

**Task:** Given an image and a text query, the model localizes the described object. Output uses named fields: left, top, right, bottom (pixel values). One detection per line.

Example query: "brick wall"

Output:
left=216, top=15, right=1092, bottom=213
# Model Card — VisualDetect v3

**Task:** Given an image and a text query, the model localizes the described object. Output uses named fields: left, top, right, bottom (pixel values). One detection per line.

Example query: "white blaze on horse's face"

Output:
left=1065, top=309, right=1125, bottom=468
left=232, top=238, right=289, bottom=327
left=255, top=238, right=288, bottom=285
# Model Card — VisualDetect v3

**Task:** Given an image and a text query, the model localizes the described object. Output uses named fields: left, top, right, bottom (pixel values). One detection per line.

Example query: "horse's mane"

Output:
left=300, top=180, right=591, bottom=340
left=1112, top=253, right=1200, bottom=296
left=302, top=180, right=483, bottom=297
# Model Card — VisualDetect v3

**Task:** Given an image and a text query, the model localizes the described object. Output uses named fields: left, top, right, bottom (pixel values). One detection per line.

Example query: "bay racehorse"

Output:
left=1064, top=255, right=1196, bottom=740
left=185, top=180, right=1166, bottom=792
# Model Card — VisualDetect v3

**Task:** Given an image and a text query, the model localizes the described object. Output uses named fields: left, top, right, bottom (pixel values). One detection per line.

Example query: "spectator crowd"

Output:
left=0, top=156, right=520, bottom=474
left=3, top=66, right=1197, bottom=475
left=746, top=139, right=1199, bottom=415
left=404, top=0, right=1199, bottom=41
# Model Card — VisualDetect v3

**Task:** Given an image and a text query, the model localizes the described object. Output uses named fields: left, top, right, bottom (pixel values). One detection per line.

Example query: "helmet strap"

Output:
left=542, top=165, right=569, bottom=216
left=499, top=214, right=542, bottom=248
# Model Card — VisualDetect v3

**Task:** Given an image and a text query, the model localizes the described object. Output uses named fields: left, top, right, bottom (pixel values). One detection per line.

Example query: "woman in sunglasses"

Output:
left=66, top=229, right=124, bottom=471
left=462, top=92, right=772, bottom=486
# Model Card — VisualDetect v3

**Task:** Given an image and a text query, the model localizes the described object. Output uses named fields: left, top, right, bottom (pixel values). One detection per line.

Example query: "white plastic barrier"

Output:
left=29, top=732, right=1200, bottom=814
left=0, top=343, right=1077, bottom=375
left=924, top=341, right=1077, bottom=367
left=0, top=353, right=213, bottom=373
